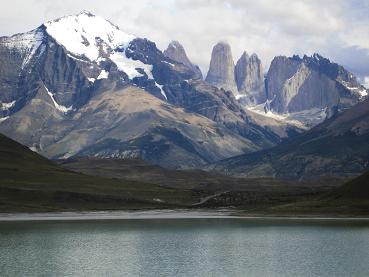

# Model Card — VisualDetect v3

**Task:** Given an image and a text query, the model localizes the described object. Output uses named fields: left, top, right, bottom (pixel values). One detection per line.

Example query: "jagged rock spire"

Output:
left=164, top=41, right=202, bottom=79
left=235, top=51, right=265, bottom=104
left=205, top=42, right=237, bottom=93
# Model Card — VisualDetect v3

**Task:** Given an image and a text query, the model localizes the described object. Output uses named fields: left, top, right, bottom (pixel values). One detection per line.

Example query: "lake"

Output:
left=1, top=213, right=369, bottom=277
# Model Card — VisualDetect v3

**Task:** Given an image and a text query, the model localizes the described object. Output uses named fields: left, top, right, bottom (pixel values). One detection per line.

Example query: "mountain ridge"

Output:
left=209, top=98, right=369, bottom=179
left=0, top=12, right=283, bottom=168
left=0, top=11, right=368, bottom=172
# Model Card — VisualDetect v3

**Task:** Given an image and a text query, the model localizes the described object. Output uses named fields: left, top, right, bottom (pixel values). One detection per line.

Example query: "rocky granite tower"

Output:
left=205, top=42, right=238, bottom=93
left=235, top=52, right=265, bottom=104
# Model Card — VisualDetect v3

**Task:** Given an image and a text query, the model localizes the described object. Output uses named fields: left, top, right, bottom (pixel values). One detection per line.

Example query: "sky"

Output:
left=1, top=0, right=369, bottom=86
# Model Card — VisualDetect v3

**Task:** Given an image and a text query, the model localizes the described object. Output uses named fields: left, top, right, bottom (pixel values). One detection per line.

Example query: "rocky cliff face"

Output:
left=0, top=28, right=45, bottom=118
left=235, top=52, right=265, bottom=104
left=205, top=42, right=238, bottom=93
left=0, top=12, right=281, bottom=169
left=163, top=41, right=202, bottom=79
left=266, top=54, right=367, bottom=114
left=204, top=43, right=267, bottom=105
left=204, top=47, right=367, bottom=130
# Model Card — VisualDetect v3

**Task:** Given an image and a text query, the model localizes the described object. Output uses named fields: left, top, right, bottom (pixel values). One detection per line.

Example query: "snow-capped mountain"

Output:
left=43, top=11, right=167, bottom=98
left=0, top=11, right=281, bottom=168
left=0, top=11, right=176, bottom=117
left=45, top=11, right=135, bottom=62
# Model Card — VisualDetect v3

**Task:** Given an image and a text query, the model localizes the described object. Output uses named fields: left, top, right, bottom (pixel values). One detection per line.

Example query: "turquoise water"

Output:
left=1, top=218, right=369, bottom=277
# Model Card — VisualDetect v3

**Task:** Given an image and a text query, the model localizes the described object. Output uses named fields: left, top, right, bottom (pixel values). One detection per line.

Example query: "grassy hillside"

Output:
left=1, top=133, right=366, bottom=215
left=262, top=172, right=369, bottom=216
left=329, top=171, right=369, bottom=199
left=0, top=134, right=202, bottom=212
left=61, top=157, right=343, bottom=211
left=60, top=157, right=328, bottom=192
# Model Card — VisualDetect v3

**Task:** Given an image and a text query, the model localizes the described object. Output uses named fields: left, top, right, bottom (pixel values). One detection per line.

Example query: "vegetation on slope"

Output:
left=0, top=134, right=202, bottom=212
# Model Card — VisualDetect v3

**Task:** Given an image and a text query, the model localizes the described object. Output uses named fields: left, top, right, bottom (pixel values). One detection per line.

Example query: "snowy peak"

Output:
left=44, top=11, right=135, bottom=61
left=77, top=10, right=96, bottom=17
left=0, top=28, right=44, bottom=51
left=43, top=12, right=163, bottom=86
left=0, top=27, right=45, bottom=69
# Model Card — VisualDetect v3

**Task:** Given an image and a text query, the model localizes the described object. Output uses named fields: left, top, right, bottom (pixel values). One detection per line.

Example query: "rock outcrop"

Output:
left=266, top=54, right=367, bottom=114
left=205, top=43, right=267, bottom=105
left=235, top=52, right=265, bottom=104
left=203, top=47, right=367, bottom=130
left=205, top=42, right=238, bottom=93
left=163, top=41, right=202, bottom=79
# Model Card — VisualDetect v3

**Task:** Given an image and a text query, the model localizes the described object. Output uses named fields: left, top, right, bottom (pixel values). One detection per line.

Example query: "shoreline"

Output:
left=1, top=210, right=369, bottom=222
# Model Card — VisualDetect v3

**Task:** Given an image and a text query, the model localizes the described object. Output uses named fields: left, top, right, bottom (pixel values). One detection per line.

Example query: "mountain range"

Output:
left=210, top=97, right=369, bottom=179
left=205, top=42, right=367, bottom=130
left=0, top=11, right=368, bottom=179
left=0, top=11, right=280, bottom=169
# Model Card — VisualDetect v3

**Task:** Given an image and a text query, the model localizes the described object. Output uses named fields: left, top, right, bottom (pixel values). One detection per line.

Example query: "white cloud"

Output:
left=363, top=77, right=369, bottom=89
left=0, top=0, right=368, bottom=78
